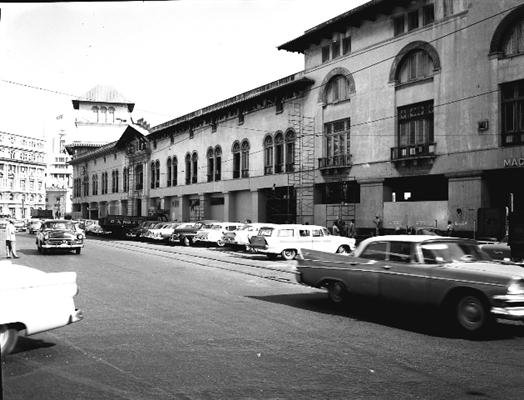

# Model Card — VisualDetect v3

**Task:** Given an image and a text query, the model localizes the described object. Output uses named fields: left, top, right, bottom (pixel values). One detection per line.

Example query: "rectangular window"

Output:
left=275, top=98, right=283, bottom=114
left=443, top=0, right=454, bottom=18
left=394, top=15, right=405, bottom=36
left=210, top=197, right=224, bottom=206
left=331, top=40, right=340, bottom=59
left=322, top=45, right=330, bottom=63
left=422, top=4, right=435, bottom=25
left=397, top=101, right=434, bottom=147
left=501, top=80, right=524, bottom=146
left=323, top=118, right=350, bottom=165
left=238, top=110, right=244, bottom=125
left=407, top=10, right=419, bottom=31
left=342, top=37, right=351, bottom=55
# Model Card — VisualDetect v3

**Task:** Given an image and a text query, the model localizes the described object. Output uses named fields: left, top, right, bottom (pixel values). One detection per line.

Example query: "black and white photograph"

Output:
left=1, top=0, right=524, bottom=398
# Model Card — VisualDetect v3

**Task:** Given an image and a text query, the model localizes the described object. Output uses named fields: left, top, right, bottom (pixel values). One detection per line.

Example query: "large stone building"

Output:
left=70, top=0, right=524, bottom=237
left=0, top=131, right=46, bottom=219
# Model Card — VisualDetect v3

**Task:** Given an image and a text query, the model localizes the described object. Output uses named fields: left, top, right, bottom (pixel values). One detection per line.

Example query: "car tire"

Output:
left=281, top=249, right=297, bottom=260
left=75, top=248, right=81, bottom=254
left=327, top=281, right=347, bottom=304
left=216, top=239, right=225, bottom=247
left=454, top=293, right=492, bottom=336
left=0, top=324, right=18, bottom=357
left=336, top=245, right=351, bottom=254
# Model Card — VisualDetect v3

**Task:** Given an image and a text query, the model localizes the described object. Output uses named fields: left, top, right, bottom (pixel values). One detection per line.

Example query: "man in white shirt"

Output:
left=6, top=220, right=20, bottom=258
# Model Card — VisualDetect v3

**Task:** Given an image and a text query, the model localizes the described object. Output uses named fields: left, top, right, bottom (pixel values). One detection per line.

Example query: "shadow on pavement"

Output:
left=11, top=336, right=56, bottom=356
left=248, top=292, right=524, bottom=340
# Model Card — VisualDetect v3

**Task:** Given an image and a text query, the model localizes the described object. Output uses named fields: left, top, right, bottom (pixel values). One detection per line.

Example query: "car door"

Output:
left=342, top=240, right=386, bottom=297
left=378, top=241, right=431, bottom=304
left=295, top=227, right=314, bottom=251
left=311, top=227, right=332, bottom=251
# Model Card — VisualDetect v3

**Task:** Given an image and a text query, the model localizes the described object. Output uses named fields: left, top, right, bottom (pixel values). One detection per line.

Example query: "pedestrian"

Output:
left=6, top=219, right=20, bottom=259
left=347, top=219, right=356, bottom=238
left=446, top=220, right=454, bottom=236
left=373, top=215, right=383, bottom=236
left=332, top=221, right=340, bottom=235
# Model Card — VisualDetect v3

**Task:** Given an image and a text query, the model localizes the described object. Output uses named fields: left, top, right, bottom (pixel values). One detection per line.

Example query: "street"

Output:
left=2, top=233, right=524, bottom=400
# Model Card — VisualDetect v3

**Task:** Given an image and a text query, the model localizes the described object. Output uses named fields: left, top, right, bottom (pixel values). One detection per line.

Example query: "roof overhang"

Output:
left=150, top=72, right=314, bottom=135
left=278, top=0, right=412, bottom=53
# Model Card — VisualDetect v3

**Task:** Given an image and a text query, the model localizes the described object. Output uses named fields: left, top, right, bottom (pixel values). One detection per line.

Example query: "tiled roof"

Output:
left=79, top=85, right=132, bottom=104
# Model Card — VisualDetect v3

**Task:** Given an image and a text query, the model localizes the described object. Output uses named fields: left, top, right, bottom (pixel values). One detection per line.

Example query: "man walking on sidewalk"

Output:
left=6, top=219, right=20, bottom=259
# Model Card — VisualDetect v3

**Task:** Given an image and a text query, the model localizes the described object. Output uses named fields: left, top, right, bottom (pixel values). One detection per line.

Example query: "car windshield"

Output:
left=44, top=221, right=74, bottom=231
left=420, top=241, right=492, bottom=263
left=210, top=224, right=223, bottom=230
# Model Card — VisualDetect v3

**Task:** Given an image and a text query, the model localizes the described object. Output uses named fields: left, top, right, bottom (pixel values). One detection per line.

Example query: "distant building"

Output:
left=45, top=131, right=73, bottom=218
left=0, top=131, right=46, bottom=219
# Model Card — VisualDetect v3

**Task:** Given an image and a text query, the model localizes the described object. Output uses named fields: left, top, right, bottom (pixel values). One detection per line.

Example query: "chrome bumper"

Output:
left=492, top=294, right=524, bottom=320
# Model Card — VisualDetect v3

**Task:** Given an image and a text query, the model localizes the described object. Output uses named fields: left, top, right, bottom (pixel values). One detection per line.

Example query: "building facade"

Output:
left=70, top=0, right=524, bottom=238
left=45, top=131, right=73, bottom=218
left=0, top=131, right=46, bottom=219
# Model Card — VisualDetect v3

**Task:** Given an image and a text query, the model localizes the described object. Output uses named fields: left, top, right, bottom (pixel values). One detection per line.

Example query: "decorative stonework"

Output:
left=318, top=67, right=356, bottom=104
left=388, top=41, right=441, bottom=83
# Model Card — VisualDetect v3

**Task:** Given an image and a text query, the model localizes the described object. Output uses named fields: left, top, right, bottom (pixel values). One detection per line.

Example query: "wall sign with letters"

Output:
left=503, top=158, right=524, bottom=168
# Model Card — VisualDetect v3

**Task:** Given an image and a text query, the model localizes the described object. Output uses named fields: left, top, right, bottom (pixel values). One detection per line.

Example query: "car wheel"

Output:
left=327, top=281, right=346, bottom=304
left=336, top=245, right=350, bottom=254
left=182, top=237, right=191, bottom=246
left=455, top=294, right=491, bottom=335
left=216, top=239, right=225, bottom=247
left=281, top=249, right=297, bottom=260
left=76, top=248, right=81, bottom=254
left=0, top=324, right=18, bottom=357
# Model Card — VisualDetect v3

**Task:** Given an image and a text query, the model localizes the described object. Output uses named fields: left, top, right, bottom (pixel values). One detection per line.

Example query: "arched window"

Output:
left=232, top=141, right=241, bottom=179
left=285, top=130, right=296, bottom=172
left=503, top=18, right=524, bottom=57
left=135, top=164, right=143, bottom=190
left=185, top=153, right=191, bottom=185
left=397, top=50, right=433, bottom=84
left=172, top=157, right=178, bottom=186
left=241, top=140, right=249, bottom=178
left=264, top=135, right=273, bottom=174
left=215, top=146, right=222, bottom=181
left=108, top=107, right=115, bottom=123
left=207, top=147, right=214, bottom=182
left=274, top=132, right=284, bottom=173
left=326, top=75, right=351, bottom=103
left=150, top=161, right=156, bottom=189
left=191, top=152, right=198, bottom=184
left=155, top=160, right=160, bottom=188
left=100, top=107, right=107, bottom=123
left=92, top=174, right=98, bottom=196
left=123, top=167, right=128, bottom=192
left=167, top=158, right=172, bottom=187
left=92, top=106, right=99, bottom=123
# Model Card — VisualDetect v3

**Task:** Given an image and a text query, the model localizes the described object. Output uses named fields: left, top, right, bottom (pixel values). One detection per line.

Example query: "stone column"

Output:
left=180, top=195, right=190, bottom=221
left=357, top=179, right=384, bottom=230
left=251, top=189, right=265, bottom=223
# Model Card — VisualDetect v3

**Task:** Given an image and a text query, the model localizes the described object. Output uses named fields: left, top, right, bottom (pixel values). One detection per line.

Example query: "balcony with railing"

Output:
left=318, top=154, right=352, bottom=172
left=391, top=143, right=436, bottom=165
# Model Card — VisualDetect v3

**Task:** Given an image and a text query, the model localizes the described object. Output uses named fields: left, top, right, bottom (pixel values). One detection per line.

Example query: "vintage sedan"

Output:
left=144, top=222, right=180, bottom=243
left=223, top=223, right=277, bottom=250
left=170, top=221, right=218, bottom=246
left=193, top=222, right=244, bottom=247
left=0, top=260, right=83, bottom=356
left=296, top=235, right=524, bottom=335
left=36, top=219, right=85, bottom=254
left=250, top=224, right=356, bottom=260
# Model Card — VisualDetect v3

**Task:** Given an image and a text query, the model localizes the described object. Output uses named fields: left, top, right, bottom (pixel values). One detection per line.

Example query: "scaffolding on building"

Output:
left=288, top=102, right=316, bottom=224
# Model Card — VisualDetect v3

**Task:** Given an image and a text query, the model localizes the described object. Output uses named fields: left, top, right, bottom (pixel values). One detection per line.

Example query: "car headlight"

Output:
left=43, top=233, right=49, bottom=240
left=507, top=278, right=524, bottom=295
left=77, top=233, right=84, bottom=240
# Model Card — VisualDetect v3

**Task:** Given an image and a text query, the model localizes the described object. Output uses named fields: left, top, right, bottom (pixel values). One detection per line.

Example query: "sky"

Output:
left=0, top=0, right=367, bottom=139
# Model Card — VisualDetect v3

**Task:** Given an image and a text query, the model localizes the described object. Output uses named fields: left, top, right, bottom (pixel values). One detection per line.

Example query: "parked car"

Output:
left=13, top=220, right=26, bottom=232
left=35, top=219, right=85, bottom=254
left=27, top=219, right=42, bottom=234
left=296, top=235, right=524, bottom=335
left=125, top=220, right=157, bottom=240
left=193, top=222, right=244, bottom=247
left=170, top=221, right=218, bottom=246
left=223, top=223, right=276, bottom=250
left=0, top=260, right=83, bottom=356
left=144, top=222, right=180, bottom=243
left=250, top=224, right=356, bottom=260
left=478, top=236, right=513, bottom=262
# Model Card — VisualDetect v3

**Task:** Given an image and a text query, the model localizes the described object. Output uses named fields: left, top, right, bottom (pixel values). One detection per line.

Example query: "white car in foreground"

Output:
left=0, top=260, right=83, bottom=356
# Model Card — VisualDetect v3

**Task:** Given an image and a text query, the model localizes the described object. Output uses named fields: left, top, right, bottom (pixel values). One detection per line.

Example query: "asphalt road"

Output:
left=2, top=232, right=524, bottom=400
